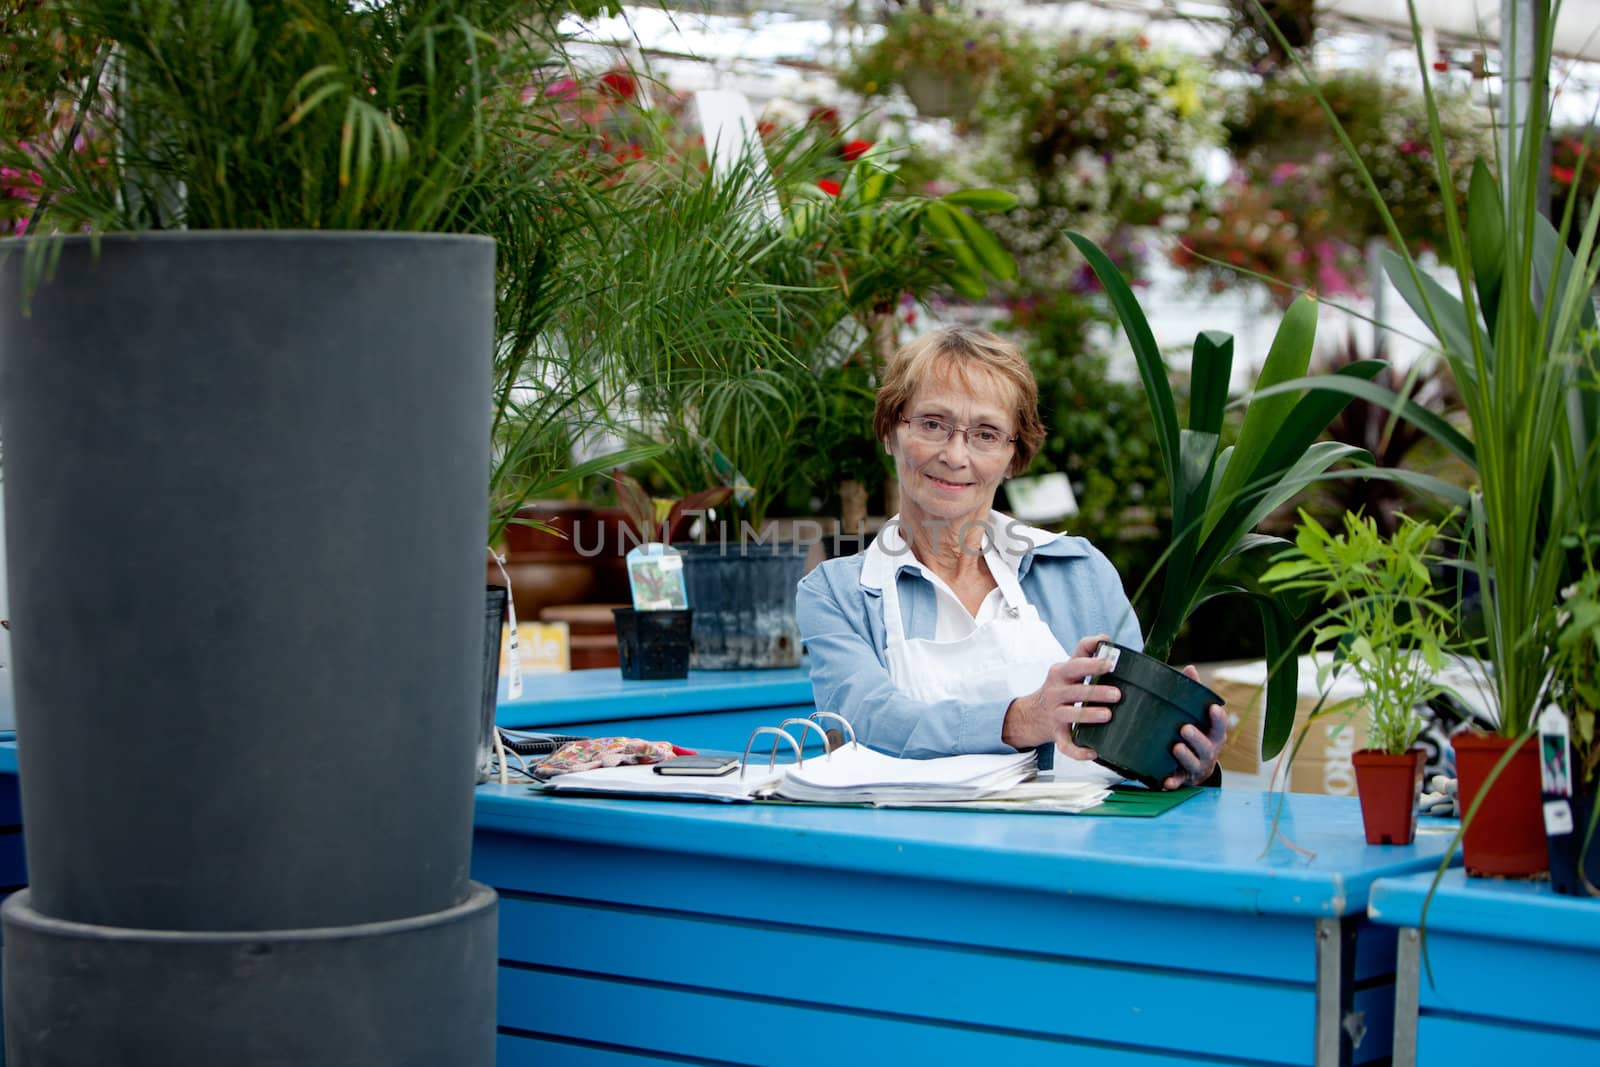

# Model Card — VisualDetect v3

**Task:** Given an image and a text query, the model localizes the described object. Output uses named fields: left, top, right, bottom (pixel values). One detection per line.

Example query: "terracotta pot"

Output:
left=490, top=559, right=596, bottom=622
left=1352, top=748, right=1424, bottom=845
left=500, top=501, right=593, bottom=557
left=1454, top=732, right=1549, bottom=878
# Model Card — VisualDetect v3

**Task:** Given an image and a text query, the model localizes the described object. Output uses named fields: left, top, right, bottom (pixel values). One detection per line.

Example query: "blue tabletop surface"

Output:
left=495, top=665, right=813, bottom=727
left=476, top=784, right=1457, bottom=920
left=1368, top=867, right=1600, bottom=948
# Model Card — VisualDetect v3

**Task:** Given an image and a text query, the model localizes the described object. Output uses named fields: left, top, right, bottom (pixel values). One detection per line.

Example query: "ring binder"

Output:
left=741, top=726, right=803, bottom=781
left=807, top=711, right=857, bottom=750
left=777, top=718, right=832, bottom=760
left=538, top=710, right=1124, bottom=813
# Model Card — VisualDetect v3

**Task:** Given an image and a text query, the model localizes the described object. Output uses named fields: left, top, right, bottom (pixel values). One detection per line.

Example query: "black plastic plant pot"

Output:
left=614, top=608, right=693, bottom=680
left=1070, top=642, right=1221, bottom=789
left=670, top=540, right=808, bottom=669
left=477, top=585, right=509, bottom=784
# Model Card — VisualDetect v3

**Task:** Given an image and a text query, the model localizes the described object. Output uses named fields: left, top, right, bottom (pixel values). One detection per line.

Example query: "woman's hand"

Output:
left=1002, top=634, right=1120, bottom=756
left=1161, top=664, right=1227, bottom=789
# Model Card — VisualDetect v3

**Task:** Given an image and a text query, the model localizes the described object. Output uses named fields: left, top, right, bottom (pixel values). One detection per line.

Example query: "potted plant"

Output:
left=1065, top=231, right=1385, bottom=784
left=1263, top=509, right=1458, bottom=845
left=607, top=469, right=733, bottom=681
left=1545, top=531, right=1600, bottom=894
left=0, top=0, right=594, bottom=1059
left=1248, top=0, right=1600, bottom=877
left=838, top=8, right=1013, bottom=120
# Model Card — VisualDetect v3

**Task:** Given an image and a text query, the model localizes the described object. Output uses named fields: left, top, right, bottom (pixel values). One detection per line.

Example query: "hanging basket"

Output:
left=900, top=68, right=979, bottom=119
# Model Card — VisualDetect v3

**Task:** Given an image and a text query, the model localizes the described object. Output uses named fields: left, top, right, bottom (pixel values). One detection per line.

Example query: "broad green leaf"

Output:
left=1066, top=231, right=1179, bottom=497
left=1189, top=331, right=1233, bottom=437
left=1208, top=295, right=1318, bottom=534
left=1225, top=533, right=1292, bottom=564
left=859, top=165, right=894, bottom=205
left=938, top=188, right=1018, bottom=211
left=1206, top=442, right=1371, bottom=568
left=1245, top=374, right=1476, bottom=469
left=1380, top=248, right=1489, bottom=369
left=1173, top=427, right=1219, bottom=542
left=923, top=201, right=983, bottom=277
left=1255, top=594, right=1301, bottom=760
left=1532, top=209, right=1599, bottom=342
left=1467, top=160, right=1504, bottom=332
left=946, top=206, right=1017, bottom=280
left=1218, top=360, right=1386, bottom=534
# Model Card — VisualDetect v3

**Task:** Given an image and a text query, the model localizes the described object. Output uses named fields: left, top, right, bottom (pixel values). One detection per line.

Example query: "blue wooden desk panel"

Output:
left=475, top=785, right=1456, bottom=1066
left=1368, top=869, right=1600, bottom=1064
left=495, top=667, right=813, bottom=730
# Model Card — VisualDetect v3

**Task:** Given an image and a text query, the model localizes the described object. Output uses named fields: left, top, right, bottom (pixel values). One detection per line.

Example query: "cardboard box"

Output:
left=1201, top=658, right=1369, bottom=796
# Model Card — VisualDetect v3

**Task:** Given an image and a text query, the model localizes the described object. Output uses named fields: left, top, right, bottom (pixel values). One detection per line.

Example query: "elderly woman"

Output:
left=796, top=325, right=1226, bottom=788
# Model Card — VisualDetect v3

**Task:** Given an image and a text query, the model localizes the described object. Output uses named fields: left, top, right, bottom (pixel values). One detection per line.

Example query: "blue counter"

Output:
left=1368, top=869, right=1600, bottom=1064
left=475, top=783, right=1458, bottom=1066
left=496, top=667, right=815, bottom=750
left=0, top=667, right=1467, bottom=1066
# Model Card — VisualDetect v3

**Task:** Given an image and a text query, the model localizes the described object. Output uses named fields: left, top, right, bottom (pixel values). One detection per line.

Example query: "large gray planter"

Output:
left=0, top=232, right=497, bottom=1063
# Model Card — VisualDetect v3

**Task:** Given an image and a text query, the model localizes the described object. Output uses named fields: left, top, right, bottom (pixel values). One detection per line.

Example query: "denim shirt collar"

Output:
left=857, top=509, right=1086, bottom=593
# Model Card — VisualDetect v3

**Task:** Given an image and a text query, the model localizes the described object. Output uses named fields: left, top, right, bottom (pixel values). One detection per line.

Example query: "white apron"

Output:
left=876, top=542, right=1122, bottom=784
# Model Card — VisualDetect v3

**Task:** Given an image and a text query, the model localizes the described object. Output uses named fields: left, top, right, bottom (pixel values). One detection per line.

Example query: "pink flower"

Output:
left=544, top=79, right=578, bottom=101
left=1268, top=162, right=1300, bottom=186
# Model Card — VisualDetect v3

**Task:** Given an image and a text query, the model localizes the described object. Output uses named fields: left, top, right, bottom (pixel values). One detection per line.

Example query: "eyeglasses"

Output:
left=898, top=415, right=1017, bottom=454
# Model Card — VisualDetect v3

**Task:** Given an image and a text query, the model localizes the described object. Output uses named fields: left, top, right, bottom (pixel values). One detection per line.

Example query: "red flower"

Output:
left=599, top=70, right=637, bottom=100
left=808, top=106, right=840, bottom=131
left=1552, top=164, right=1577, bottom=185
left=816, top=179, right=842, bottom=196
left=841, top=139, right=873, bottom=161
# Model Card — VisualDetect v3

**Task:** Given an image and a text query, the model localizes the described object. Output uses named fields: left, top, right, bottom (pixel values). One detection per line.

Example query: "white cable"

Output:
left=493, top=726, right=509, bottom=786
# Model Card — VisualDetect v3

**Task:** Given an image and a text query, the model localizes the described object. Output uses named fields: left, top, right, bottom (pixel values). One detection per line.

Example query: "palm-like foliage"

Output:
left=3, top=0, right=666, bottom=541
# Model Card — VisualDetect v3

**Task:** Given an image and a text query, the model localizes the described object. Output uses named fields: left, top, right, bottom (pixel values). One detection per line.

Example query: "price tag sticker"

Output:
left=1546, top=798, right=1575, bottom=837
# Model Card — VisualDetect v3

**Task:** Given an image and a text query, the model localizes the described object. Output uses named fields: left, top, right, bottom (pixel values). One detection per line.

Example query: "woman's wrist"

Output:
left=1001, top=694, right=1040, bottom=749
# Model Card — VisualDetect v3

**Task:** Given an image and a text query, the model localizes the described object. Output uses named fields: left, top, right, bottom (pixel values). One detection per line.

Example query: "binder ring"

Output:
left=741, top=726, right=802, bottom=780
left=779, top=718, right=832, bottom=760
left=807, top=711, right=857, bottom=751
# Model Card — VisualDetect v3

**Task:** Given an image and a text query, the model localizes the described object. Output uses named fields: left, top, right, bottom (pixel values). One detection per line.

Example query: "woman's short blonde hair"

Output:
left=873, top=325, right=1044, bottom=477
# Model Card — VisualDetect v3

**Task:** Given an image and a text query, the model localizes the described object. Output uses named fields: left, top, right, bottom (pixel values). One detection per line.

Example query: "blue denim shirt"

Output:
left=796, top=520, right=1143, bottom=759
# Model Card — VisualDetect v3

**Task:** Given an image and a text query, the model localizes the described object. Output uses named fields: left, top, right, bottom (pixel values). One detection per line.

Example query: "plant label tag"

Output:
left=503, top=587, right=524, bottom=700
left=627, top=544, right=689, bottom=612
left=1545, top=798, right=1575, bottom=837
left=489, top=549, right=524, bottom=701
left=1539, top=705, right=1573, bottom=799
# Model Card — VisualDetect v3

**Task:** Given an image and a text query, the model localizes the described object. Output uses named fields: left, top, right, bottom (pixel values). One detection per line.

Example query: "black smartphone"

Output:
left=653, top=755, right=739, bottom=777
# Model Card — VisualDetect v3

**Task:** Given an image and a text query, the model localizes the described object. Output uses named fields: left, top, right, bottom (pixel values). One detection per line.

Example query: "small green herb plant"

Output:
left=1552, top=530, right=1600, bottom=786
left=1263, top=509, right=1458, bottom=755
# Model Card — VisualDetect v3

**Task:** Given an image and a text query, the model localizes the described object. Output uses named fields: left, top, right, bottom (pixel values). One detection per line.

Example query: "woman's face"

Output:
left=888, top=368, right=1018, bottom=526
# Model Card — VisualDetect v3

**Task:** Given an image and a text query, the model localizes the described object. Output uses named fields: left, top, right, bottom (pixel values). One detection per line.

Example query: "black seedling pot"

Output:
left=614, top=608, right=693, bottom=680
left=1070, top=642, right=1221, bottom=789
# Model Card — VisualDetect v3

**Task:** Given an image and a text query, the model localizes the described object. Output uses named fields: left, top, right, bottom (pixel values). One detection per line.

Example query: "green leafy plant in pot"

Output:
left=609, top=469, right=733, bottom=681
left=1263, top=509, right=1458, bottom=844
left=1246, top=0, right=1600, bottom=878
left=1065, top=231, right=1382, bottom=786
left=0, top=0, right=609, bottom=1059
left=1544, top=530, right=1600, bottom=894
